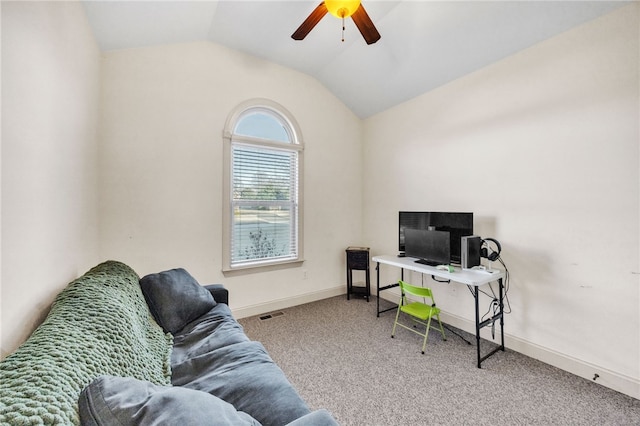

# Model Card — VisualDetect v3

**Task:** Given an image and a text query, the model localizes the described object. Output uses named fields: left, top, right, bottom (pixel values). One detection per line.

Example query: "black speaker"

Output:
left=481, top=238, right=502, bottom=262
left=461, top=236, right=481, bottom=269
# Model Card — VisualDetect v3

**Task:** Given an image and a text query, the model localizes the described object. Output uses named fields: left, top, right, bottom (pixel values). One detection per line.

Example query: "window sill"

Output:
left=222, top=259, right=305, bottom=277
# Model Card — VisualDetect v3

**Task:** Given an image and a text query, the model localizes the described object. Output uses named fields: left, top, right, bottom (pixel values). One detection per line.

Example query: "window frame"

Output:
left=222, top=99, right=304, bottom=273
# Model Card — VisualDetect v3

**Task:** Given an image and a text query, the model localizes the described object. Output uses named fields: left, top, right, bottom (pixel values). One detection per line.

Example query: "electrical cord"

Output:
left=471, top=253, right=512, bottom=321
left=497, top=256, right=512, bottom=315
left=481, top=296, right=500, bottom=323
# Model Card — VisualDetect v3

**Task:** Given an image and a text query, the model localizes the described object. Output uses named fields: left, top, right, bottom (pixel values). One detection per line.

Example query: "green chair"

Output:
left=391, top=280, right=446, bottom=354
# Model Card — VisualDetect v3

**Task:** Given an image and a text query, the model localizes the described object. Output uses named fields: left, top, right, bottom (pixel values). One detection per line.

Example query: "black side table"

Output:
left=346, top=247, right=370, bottom=301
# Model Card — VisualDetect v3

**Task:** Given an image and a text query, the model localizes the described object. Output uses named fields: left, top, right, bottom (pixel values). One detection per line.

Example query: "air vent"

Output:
left=259, top=311, right=285, bottom=321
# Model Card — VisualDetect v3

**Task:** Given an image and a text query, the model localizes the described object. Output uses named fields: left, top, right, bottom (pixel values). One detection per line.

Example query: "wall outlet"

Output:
left=302, top=270, right=308, bottom=280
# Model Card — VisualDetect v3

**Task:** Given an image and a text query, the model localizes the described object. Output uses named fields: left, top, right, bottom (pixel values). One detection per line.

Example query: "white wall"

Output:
left=2, top=0, right=636, bottom=400
left=98, top=41, right=363, bottom=316
left=363, top=4, right=639, bottom=397
left=1, top=1, right=102, bottom=357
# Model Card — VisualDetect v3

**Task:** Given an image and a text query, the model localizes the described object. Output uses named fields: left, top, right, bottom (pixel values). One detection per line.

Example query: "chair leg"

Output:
left=421, top=317, right=432, bottom=354
left=391, top=304, right=402, bottom=338
left=436, top=314, right=446, bottom=341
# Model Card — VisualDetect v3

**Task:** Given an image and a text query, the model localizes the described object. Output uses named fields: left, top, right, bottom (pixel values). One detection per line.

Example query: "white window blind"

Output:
left=230, top=143, right=299, bottom=266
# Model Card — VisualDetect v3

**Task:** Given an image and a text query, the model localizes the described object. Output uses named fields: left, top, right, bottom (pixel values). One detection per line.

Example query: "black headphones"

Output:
left=481, top=238, right=502, bottom=262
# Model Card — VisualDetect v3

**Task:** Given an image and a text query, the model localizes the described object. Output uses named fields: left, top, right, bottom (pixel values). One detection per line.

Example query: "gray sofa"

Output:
left=0, top=261, right=338, bottom=426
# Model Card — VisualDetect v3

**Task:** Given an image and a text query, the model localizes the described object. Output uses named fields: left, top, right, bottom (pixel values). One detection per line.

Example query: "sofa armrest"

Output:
left=204, top=284, right=228, bottom=305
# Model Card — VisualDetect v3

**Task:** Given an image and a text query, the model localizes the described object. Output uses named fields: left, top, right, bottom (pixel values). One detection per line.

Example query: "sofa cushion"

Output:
left=140, top=268, right=216, bottom=334
left=79, top=376, right=260, bottom=426
left=171, top=303, right=251, bottom=365
left=172, top=340, right=311, bottom=426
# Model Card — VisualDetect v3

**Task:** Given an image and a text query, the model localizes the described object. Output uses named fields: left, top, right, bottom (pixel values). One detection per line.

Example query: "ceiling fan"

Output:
left=292, top=0, right=381, bottom=45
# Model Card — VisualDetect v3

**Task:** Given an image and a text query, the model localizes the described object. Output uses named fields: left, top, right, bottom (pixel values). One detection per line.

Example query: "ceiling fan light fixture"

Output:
left=292, top=0, right=380, bottom=45
left=325, top=0, right=361, bottom=19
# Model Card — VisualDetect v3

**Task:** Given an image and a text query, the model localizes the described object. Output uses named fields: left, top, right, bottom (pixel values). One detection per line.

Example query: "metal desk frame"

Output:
left=373, top=254, right=506, bottom=368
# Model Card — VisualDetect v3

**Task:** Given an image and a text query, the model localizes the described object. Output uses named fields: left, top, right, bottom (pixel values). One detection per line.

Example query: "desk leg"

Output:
left=376, top=262, right=380, bottom=317
left=474, top=287, right=481, bottom=368
left=499, top=278, right=505, bottom=352
left=475, top=278, right=506, bottom=368
left=376, top=264, right=402, bottom=317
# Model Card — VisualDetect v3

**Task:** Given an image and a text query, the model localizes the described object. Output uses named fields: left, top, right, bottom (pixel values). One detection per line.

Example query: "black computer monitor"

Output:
left=404, top=228, right=451, bottom=266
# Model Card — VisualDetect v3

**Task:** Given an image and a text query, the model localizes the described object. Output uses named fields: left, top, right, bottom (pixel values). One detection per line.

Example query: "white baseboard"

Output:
left=231, top=285, right=345, bottom=320
left=438, top=310, right=640, bottom=400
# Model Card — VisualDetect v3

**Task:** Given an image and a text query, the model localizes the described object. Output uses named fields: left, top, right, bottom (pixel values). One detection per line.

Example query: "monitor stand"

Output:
left=415, top=258, right=440, bottom=266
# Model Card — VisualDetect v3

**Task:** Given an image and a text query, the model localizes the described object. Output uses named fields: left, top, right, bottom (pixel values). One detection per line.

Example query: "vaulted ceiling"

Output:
left=82, top=1, right=627, bottom=118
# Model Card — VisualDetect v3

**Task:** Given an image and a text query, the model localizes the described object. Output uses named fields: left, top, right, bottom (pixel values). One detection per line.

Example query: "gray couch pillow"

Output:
left=79, top=376, right=260, bottom=426
left=286, top=410, right=340, bottom=426
left=140, top=268, right=216, bottom=334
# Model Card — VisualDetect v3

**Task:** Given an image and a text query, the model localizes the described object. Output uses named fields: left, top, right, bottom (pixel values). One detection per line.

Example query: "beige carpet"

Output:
left=239, top=295, right=639, bottom=426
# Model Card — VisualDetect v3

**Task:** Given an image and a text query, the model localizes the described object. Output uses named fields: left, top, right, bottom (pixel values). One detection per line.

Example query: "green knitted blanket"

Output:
left=0, top=261, right=173, bottom=425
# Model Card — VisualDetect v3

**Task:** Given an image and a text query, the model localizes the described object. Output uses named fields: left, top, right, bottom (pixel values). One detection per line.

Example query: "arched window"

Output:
left=222, top=99, right=304, bottom=271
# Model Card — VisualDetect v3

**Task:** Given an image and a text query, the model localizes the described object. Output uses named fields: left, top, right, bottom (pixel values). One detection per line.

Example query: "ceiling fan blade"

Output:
left=292, top=2, right=328, bottom=41
left=351, top=4, right=381, bottom=45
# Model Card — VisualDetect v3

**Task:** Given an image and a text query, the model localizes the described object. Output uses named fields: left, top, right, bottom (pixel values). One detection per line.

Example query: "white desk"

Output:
left=372, top=254, right=506, bottom=368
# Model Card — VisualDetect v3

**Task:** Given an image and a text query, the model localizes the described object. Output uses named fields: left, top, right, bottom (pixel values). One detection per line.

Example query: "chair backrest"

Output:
left=399, top=280, right=435, bottom=303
